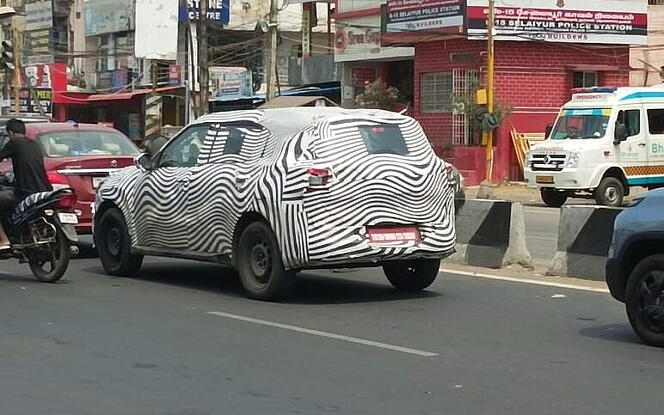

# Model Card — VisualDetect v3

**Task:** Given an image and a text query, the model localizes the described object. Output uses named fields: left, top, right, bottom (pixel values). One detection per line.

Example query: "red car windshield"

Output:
left=37, top=130, right=138, bottom=157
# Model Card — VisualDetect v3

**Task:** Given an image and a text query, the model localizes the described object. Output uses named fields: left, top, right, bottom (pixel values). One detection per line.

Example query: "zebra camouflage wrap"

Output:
left=95, top=108, right=456, bottom=270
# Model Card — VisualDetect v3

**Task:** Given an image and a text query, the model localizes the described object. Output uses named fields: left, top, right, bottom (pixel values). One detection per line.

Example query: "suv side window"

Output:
left=617, top=109, right=641, bottom=138
left=159, top=125, right=209, bottom=168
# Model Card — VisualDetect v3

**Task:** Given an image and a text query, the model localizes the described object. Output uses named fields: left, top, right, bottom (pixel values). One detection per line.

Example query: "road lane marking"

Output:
left=442, top=269, right=610, bottom=294
left=207, top=311, right=438, bottom=357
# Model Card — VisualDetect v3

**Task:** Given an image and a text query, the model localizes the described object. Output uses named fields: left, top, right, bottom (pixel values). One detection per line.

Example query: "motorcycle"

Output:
left=0, top=173, right=79, bottom=282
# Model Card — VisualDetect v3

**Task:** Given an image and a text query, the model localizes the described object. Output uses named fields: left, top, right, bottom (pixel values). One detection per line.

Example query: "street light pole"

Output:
left=484, top=0, right=495, bottom=182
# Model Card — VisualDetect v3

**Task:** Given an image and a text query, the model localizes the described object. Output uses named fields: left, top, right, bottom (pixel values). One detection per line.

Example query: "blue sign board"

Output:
left=179, top=0, right=229, bottom=23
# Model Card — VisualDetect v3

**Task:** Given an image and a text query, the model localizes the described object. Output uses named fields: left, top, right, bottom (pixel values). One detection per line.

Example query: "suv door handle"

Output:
left=639, top=143, right=647, bottom=147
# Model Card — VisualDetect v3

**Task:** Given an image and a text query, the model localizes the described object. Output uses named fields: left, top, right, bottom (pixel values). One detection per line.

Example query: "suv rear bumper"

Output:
left=605, top=257, right=625, bottom=302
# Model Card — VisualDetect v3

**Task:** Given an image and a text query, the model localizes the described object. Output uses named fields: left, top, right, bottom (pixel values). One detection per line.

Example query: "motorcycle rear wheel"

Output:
left=29, top=229, right=70, bottom=283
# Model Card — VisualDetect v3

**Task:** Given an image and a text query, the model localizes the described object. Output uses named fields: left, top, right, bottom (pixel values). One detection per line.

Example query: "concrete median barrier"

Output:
left=450, top=200, right=532, bottom=269
left=547, top=206, right=622, bottom=280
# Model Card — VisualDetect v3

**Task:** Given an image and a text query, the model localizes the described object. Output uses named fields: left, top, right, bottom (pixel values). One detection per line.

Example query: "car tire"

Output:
left=236, top=221, right=295, bottom=301
left=96, top=208, right=143, bottom=276
left=625, top=255, right=664, bottom=347
left=595, top=177, right=624, bottom=207
left=382, top=259, right=440, bottom=291
left=540, top=188, right=567, bottom=208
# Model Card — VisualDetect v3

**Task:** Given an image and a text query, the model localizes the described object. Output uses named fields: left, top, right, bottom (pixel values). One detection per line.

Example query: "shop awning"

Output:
left=86, top=86, right=182, bottom=102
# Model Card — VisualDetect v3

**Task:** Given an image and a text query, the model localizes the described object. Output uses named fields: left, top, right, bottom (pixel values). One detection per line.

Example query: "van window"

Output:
left=617, top=110, right=641, bottom=137
left=550, top=109, right=610, bottom=140
left=648, top=109, right=664, bottom=134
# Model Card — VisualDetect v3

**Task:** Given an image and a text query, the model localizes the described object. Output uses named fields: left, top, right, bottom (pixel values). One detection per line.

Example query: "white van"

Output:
left=524, top=85, right=664, bottom=207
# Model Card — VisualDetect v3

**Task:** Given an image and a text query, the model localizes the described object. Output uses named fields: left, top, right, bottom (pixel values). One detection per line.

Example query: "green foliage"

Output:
left=355, top=79, right=404, bottom=110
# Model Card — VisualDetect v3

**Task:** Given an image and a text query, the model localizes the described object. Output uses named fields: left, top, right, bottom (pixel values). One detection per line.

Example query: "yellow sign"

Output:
left=476, top=88, right=487, bottom=105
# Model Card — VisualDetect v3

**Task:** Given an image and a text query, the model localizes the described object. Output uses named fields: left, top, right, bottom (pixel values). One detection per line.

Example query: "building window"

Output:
left=649, top=0, right=664, bottom=5
left=420, top=72, right=453, bottom=114
left=573, top=71, right=598, bottom=88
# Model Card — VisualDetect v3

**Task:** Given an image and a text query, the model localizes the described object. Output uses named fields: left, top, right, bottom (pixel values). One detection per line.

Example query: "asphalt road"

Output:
left=1, top=255, right=662, bottom=415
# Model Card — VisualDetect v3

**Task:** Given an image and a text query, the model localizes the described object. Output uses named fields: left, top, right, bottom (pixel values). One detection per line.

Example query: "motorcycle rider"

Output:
left=0, top=118, right=52, bottom=249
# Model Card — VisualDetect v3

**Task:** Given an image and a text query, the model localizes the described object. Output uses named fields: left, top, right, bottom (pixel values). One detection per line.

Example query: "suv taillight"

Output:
left=307, top=168, right=331, bottom=191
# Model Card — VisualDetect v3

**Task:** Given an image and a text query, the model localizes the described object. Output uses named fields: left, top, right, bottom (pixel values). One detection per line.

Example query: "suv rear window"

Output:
left=357, top=124, right=409, bottom=155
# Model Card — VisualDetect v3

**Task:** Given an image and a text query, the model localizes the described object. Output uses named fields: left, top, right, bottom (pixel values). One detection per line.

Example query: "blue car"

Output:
left=606, top=189, right=664, bottom=347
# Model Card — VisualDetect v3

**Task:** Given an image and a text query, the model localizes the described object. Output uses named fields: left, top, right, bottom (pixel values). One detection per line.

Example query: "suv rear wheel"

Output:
left=625, top=254, right=664, bottom=347
left=97, top=208, right=143, bottom=276
left=382, top=259, right=440, bottom=291
left=236, top=221, right=295, bottom=300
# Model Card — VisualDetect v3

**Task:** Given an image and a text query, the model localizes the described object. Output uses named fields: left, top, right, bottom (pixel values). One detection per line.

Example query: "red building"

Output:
left=413, top=38, right=631, bottom=184
left=379, top=0, right=647, bottom=185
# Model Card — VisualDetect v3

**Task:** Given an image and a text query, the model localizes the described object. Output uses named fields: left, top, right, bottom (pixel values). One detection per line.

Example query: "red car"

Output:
left=0, top=122, right=139, bottom=233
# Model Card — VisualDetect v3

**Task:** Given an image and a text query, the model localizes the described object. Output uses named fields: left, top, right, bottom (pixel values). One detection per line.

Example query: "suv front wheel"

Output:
left=625, top=254, right=664, bottom=347
left=96, top=208, right=143, bottom=276
left=236, top=221, right=296, bottom=301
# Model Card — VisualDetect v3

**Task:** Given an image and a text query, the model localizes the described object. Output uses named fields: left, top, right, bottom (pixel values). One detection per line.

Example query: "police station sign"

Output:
left=466, top=0, right=647, bottom=45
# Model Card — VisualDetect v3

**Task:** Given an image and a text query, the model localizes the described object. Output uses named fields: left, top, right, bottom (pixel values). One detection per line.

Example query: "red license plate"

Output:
left=367, top=227, right=420, bottom=244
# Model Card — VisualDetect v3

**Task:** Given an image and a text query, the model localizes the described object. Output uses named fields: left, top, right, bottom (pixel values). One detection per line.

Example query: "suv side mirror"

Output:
left=135, top=152, right=154, bottom=171
left=544, top=124, right=553, bottom=139
left=614, top=123, right=628, bottom=145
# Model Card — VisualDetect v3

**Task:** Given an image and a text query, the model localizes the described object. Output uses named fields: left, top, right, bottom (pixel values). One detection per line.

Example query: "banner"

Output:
left=209, top=67, right=253, bottom=100
left=84, top=0, right=134, bottom=36
left=384, top=0, right=464, bottom=33
left=135, top=0, right=178, bottom=60
left=466, top=0, right=648, bottom=45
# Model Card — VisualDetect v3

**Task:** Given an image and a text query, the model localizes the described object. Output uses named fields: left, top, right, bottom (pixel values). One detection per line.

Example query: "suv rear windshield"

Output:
left=37, top=130, right=138, bottom=157
left=357, top=124, right=409, bottom=155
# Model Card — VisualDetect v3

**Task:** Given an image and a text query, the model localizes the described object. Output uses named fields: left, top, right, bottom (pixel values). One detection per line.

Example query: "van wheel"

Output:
left=236, top=221, right=295, bottom=301
left=540, top=189, right=567, bottom=207
left=625, top=255, right=664, bottom=347
left=382, top=259, right=440, bottom=291
left=595, top=177, right=624, bottom=207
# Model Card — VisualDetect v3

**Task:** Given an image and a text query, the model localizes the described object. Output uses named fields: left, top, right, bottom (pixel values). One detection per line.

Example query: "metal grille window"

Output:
left=420, top=72, right=453, bottom=114
left=573, top=71, right=598, bottom=88
left=649, top=0, right=664, bottom=5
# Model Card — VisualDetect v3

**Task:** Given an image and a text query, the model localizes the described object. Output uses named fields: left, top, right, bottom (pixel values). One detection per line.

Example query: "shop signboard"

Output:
left=10, top=88, right=53, bottom=116
left=384, top=0, right=464, bottom=33
left=84, top=0, right=134, bottom=36
left=25, top=0, right=53, bottom=31
left=25, top=0, right=54, bottom=64
left=466, top=0, right=648, bottom=45
left=209, top=67, right=253, bottom=99
left=179, top=0, right=230, bottom=23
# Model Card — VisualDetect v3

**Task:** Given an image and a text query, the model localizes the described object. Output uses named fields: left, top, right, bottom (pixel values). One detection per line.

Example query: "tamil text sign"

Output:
left=466, top=0, right=648, bottom=45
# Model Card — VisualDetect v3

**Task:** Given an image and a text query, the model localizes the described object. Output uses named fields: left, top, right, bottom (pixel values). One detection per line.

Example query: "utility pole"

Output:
left=265, top=0, right=278, bottom=101
left=198, top=0, right=209, bottom=116
left=484, top=0, right=495, bottom=182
